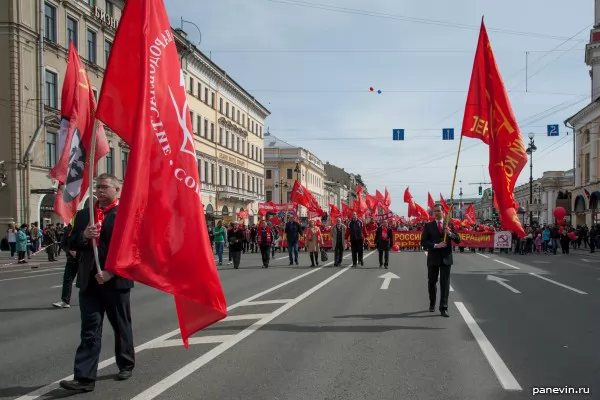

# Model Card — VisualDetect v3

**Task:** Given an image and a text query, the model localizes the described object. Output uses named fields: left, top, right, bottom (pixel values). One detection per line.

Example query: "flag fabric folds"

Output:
left=95, top=0, right=227, bottom=347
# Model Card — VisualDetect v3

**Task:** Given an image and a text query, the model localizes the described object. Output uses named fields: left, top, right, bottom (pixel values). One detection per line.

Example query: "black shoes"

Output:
left=441, top=310, right=450, bottom=318
left=429, top=305, right=435, bottom=312
left=59, top=380, right=95, bottom=392
left=117, top=370, right=133, bottom=381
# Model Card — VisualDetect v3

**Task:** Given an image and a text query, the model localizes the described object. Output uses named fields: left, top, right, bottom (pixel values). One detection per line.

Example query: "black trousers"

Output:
left=260, top=244, right=271, bottom=266
left=428, top=264, right=451, bottom=311
left=350, top=239, right=363, bottom=265
left=61, top=259, right=79, bottom=304
left=74, top=284, right=135, bottom=382
left=378, top=249, right=389, bottom=266
left=334, top=242, right=344, bottom=265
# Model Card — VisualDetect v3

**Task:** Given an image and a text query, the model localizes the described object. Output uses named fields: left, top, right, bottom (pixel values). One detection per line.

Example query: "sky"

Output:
left=166, top=0, right=592, bottom=215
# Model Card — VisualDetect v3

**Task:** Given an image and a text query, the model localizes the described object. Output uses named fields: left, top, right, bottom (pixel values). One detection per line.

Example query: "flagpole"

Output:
left=444, top=134, right=465, bottom=242
left=87, top=119, right=102, bottom=275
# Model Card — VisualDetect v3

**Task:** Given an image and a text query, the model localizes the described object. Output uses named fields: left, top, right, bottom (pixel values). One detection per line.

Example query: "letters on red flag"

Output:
left=461, top=19, right=527, bottom=237
left=49, top=42, right=109, bottom=222
left=95, top=0, right=227, bottom=347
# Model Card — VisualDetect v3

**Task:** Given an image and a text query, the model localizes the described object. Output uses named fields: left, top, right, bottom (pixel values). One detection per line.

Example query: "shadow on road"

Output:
left=334, top=311, right=439, bottom=320
left=0, top=374, right=116, bottom=398
left=0, top=306, right=78, bottom=313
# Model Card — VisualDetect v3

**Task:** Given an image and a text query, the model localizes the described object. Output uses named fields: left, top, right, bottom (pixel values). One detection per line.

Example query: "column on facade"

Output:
left=547, top=190, right=555, bottom=223
left=575, top=131, right=581, bottom=187
left=592, top=124, right=599, bottom=183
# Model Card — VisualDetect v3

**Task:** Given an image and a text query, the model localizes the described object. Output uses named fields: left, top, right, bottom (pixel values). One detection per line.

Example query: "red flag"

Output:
left=462, top=19, right=527, bottom=237
left=384, top=188, right=391, bottom=208
left=464, top=203, right=477, bottom=224
left=415, top=203, right=430, bottom=220
left=49, top=42, right=109, bottom=222
left=95, top=0, right=227, bottom=347
left=439, top=193, right=450, bottom=214
left=375, top=190, right=385, bottom=207
left=427, top=192, right=436, bottom=210
left=342, top=202, right=353, bottom=218
left=365, top=193, right=377, bottom=211
left=403, top=187, right=413, bottom=203
left=355, top=186, right=368, bottom=214
left=329, top=203, right=340, bottom=224
left=290, top=180, right=324, bottom=216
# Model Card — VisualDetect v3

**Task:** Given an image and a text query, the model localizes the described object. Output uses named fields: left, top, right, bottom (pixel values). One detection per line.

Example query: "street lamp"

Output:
left=275, top=179, right=288, bottom=203
left=526, top=132, right=537, bottom=226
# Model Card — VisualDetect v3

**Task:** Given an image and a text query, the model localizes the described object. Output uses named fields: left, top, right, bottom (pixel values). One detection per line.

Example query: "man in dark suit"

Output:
left=420, top=203, right=461, bottom=317
left=59, top=173, right=135, bottom=392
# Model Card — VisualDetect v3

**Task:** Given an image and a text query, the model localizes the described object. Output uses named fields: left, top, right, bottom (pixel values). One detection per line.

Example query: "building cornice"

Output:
left=565, top=99, right=600, bottom=126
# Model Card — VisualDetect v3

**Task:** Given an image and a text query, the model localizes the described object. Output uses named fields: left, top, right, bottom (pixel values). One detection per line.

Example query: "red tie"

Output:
left=438, top=221, right=443, bottom=233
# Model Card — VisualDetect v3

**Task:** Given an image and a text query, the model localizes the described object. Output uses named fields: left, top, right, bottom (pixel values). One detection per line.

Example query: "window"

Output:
left=266, top=170, right=272, bottom=179
left=219, top=98, right=223, bottom=113
left=88, top=0, right=96, bottom=6
left=585, top=153, right=590, bottom=183
left=45, top=70, right=58, bottom=108
left=252, top=177, right=255, bottom=192
left=219, top=166, right=223, bottom=184
left=226, top=131, right=229, bottom=148
left=210, top=123, right=214, bottom=141
left=105, top=148, right=114, bottom=174
left=105, top=40, right=112, bottom=65
left=211, top=163, right=215, bottom=183
left=87, top=29, right=97, bottom=64
left=287, top=191, right=292, bottom=203
left=204, top=119, right=208, bottom=138
left=189, top=77, right=194, bottom=94
left=44, top=3, right=57, bottom=43
left=242, top=114, right=246, bottom=126
left=251, top=120, right=254, bottom=133
left=219, top=128, right=223, bottom=145
left=106, top=0, right=114, bottom=16
left=236, top=137, right=240, bottom=153
left=242, top=139, right=245, bottom=155
left=92, top=88, right=98, bottom=102
left=266, top=191, right=273, bottom=202
left=196, top=115, right=201, bottom=135
left=237, top=110, right=240, bottom=123
left=204, top=161, right=208, bottom=183
left=251, top=145, right=254, bottom=160
left=197, top=157, right=201, bottom=181
left=197, top=82, right=202, bottom=99
left=259, top=149, right=262, bottom=162
left=46, top=131, right=57, bottom=167
left=190, top=111, right=194, bottom=129
left=204, top=88, right=208, bottom=103
left=67, top=17, right=78, bottom=48
left=225, top=168, right=229, bottom=186
left=121, top=149, right=128, bottom=179
left=211, top=92, right=215, bottom=108
left=231, top=106, right=235, bottom=120
left=287, top=169, right=293, bottom=179
left=237, top=172, right=241, bottom=188
left=226, top=102, right=229, bottom=117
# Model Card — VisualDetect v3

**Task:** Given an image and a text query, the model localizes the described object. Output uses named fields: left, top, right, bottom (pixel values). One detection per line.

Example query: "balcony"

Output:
left=217, top=185, right=262, bottom=202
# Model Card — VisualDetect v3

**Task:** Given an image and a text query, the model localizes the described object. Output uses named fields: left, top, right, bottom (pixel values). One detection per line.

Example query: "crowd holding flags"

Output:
left=48, top=0, right=528, bottom=350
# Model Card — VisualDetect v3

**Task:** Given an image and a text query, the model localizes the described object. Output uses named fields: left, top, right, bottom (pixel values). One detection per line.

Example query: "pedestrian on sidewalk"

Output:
left=16, top=224, right=28, bottom=264
left=213, top=220, right=227, bottom=266
left=228, top=221, right=244, bottom=269
left=53, top=223, right=77, bottom=308
left=6, top=223, right=17, bottom=259
left=420, top=204, right=461, bottom=318
left=59, top=173, right=135, bottom=393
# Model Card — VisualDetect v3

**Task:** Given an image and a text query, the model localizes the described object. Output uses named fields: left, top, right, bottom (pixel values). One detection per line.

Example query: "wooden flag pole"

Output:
left=87, top=119, right=102, bottom=275
left=444, top=133, right=465, bottom=242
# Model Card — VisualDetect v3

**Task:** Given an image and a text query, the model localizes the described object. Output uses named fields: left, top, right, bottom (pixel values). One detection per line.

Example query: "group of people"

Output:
left=3, top=221, right=65, bottom=264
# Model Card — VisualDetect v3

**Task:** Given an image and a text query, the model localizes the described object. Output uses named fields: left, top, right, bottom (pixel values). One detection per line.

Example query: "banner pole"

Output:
left=87, top=119, right=102, bottom=275
left=444, top=133, right=465, bottom=242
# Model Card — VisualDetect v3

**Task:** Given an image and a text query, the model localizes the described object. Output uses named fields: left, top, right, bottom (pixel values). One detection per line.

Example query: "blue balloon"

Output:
left=377, top=90, right=382, bottom=94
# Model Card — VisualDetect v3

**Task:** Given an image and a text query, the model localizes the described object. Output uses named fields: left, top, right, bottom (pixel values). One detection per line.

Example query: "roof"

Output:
left=264, top=133, right=299, bottom=150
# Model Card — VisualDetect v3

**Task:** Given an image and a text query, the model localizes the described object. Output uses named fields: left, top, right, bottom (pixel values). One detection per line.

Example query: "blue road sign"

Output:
left=442, top=128, right=455, bottom=140
left=393, top=129, right=405, bottom=141
left=547, top=124, right=559, bottom=137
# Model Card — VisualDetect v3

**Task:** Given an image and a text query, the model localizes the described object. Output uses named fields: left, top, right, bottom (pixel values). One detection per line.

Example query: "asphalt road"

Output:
left=0, top=248, right=597, bottom=399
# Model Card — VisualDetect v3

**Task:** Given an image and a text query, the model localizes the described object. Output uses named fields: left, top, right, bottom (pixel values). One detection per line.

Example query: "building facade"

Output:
left=565, top=2, right=600, bottom=227
left=175, top=29, right=269, bottom=227
left=0, top=0, right=269, bottom=227
left=0, top=0, right=124, bottom=226
left=264, top=133, right=326, bottom=219
left=323, top=162, right=360, bottom=204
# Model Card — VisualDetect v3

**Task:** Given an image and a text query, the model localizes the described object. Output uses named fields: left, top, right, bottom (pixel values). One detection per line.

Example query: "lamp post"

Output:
left=275, top=179, right=288, bottom=203
left=526, top=132, right=537, bottom=226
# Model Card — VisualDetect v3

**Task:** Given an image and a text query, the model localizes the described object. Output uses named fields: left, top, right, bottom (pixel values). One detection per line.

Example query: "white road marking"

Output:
left=486, top=275, right=521, bottom=294
left=476, top=253, right=490, bottom=259
left=25, top=268, right=63, bottom=274
left=241, top=299, right=292, bottom=306
left=532, top=261, right=550, bottom=264
left=148, top=335, right=235, bottom=349
left=222, top=313, right=270, bottom=321
left=455, top=302, right=522, bottom=391
left=493, top=259, right=520, bottom=270
left=450, top=285, right=455, bottom=292
left=0, top=272, right=63, bottom=283
left=51, top=282, right=75, bottom=289
left=15, top=255, right=350, bottom=400
left=276, top=256, right=289, bottom=260
left=130, top=251, right=376, bottom=400
left=378, top=272, right=400, bottom=290
left=529, top=273, right=587, bottom=294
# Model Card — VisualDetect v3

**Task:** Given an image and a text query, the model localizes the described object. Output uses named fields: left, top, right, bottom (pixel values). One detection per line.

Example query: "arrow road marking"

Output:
left=379, top=272, right=400, bottom=290
left=486, top=275, right=521, bottom=294
left=529, top=273, right=587, bottom=294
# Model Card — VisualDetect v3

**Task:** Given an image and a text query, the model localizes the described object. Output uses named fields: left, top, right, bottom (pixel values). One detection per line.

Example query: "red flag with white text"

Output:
left=95, top=0, right=227, bottom=347
left=49, top=42, right=109, bottom=222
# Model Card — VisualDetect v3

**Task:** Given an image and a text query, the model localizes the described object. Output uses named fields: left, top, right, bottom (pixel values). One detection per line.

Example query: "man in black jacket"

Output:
left=375, top=220, right=393, bottom=269
left=59, top=173, right=135, bottom=392
left=420, top=204, right=461, bottom=317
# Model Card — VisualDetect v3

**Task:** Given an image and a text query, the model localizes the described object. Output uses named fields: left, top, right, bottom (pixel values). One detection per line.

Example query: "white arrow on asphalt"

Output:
left=379, top=272, right=400, bottom=290
left=486, top=275, right=521, bottom=294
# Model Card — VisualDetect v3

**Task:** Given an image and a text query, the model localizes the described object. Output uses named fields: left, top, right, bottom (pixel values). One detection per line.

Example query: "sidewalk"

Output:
left=0, top=247, right=66, bottom=268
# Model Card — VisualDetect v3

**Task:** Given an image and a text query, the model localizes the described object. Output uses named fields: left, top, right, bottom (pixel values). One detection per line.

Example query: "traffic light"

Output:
left=478, top=186, right=482, bottom=196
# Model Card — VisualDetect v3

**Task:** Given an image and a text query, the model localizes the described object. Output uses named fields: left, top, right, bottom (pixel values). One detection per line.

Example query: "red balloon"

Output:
left=554, top=206, right=566, bottom=220
left=392, top=245, right=399, bottom=252
left=369, top=87, right=374, bottom=91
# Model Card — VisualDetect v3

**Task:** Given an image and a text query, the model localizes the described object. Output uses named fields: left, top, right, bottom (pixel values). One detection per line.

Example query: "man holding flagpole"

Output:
left=60, top=173, right=135, bottom=393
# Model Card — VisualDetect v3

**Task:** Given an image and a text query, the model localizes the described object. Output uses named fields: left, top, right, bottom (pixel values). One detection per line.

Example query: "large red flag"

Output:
left=462, top=19, right=527, bottom=237
left=403, top=187, right=413, bottom=203
left=427, top=192, right=436, bottom=210
left=464, top=203, right=477, bottom=224
left=439, top=193, right=450, bottom=214
left=290, top=180, right=325, bottom=216
left=49, top=42, right=109, bottom=222
left=95, top=0, right=227, bottom=347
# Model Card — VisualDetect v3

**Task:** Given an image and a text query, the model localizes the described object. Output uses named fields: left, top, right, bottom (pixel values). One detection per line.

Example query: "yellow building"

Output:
left=0, top=0, right=124, bottom=226
left=0, top=0, right=269, bottom=227
left=175, top=29, right=270, bottom=226
left=264, top=133, right=327, bottom=220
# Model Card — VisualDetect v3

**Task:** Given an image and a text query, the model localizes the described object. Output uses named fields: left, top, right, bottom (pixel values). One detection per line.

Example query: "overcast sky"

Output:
left=166, top=0, right=591, bottom=215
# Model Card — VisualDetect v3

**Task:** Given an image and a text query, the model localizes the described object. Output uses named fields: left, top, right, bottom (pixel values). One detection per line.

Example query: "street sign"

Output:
left=442, top=128, right=455, bottom=140
left=547, top=124, right=559, bottom=136
left=392, top=129, right=405, bottom=141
